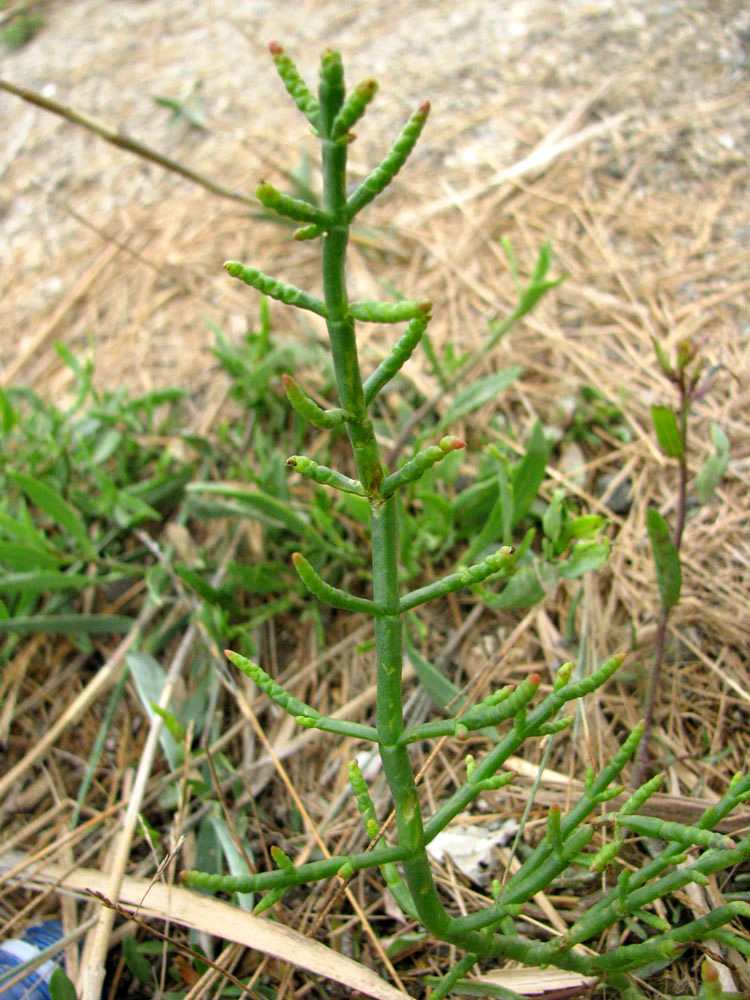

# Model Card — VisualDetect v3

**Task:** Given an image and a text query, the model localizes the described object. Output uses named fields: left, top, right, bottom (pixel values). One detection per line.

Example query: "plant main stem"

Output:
left=318, top=106, right=450, bottom=936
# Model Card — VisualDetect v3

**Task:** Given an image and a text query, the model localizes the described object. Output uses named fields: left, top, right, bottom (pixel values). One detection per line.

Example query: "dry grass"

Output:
left=1, top=1, right=749, bottom=997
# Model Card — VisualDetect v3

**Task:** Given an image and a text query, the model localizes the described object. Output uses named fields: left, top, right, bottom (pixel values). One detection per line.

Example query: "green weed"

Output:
left=178, top=44, right=749, bottom=1000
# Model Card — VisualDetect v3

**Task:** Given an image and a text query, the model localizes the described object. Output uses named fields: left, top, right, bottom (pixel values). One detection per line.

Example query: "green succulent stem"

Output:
left=185, top=45, right=749, bottom=999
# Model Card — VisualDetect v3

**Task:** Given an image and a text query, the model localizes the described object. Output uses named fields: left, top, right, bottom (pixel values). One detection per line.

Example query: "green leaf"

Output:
left=50, top=969, right=78, bottom=1000
left=0, top=386, right=18, bottom=434
left=226, top=560, right=290, bottom=595
left=127, top=652, right=182, bottom=769
left=0, top=506, right=51, bottom=547
left=0, top=541, right=65, bottom=570
left=174, top=565, right=236, bottom=610
left=150, top=702, right=187, bottom=744
left=8, top=472, right=96, bottom=558
left=0, top=570, right=94, bottom=595
left=652, top=337, right=674, bottom=378
left=145, top=563, right=170, bottom=605
left=646, top=507, right=682, bottom=609
left=557, top=538, right=610, bottom=579
left=567, top=514, right=606, bottom=539
left=461, top=490, right=507, bottom=564
left=122, top=934, right=152, bottom=984
left=208, top=813, right=255, bottom=911
left=0, top=613, right=132, bottom=635
left=514, top=242, right=566, bottom=317
left=651, top=405, right=684, bottom=458
left=695, top=423, right=729, bottom=503
left=443, top=368, right=522, bottom=426
left=193, top=814, right=223, bottom=892
left=511, top=420, right=548, bottom=526
left=404, top=628, right=465, bottom=714
left=542, top=488, right=565, bottom=546
left=482, top=563, right=545, bottom=610
left=496, top=459, right=514, bottom=546
left=186, top=483, right=321, bottom=543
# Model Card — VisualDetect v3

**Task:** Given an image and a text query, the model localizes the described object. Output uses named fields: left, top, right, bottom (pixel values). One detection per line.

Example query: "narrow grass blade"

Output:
left=511, top=420, right=548, bottom=526
left=8, top=471, right=96, bottom=558
left=0, top=613, right=133, bottom=635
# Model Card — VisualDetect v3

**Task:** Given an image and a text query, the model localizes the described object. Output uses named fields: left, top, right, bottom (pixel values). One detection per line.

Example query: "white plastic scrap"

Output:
left=426, top=818, right=519, bottom=885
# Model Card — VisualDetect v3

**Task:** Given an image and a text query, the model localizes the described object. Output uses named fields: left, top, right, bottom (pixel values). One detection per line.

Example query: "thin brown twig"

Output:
left=0, top=77, right=256, bottom=207
left=85, top=889, right=261, bottom=1000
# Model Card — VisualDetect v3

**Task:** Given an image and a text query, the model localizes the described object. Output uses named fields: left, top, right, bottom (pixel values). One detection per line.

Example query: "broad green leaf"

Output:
left=208, top=813, right=255, bottom=911
left=557, top=539, right=610, bottom=579
left=0, top=542, right=66, bottom=571
left=127, top=652, right=181, bottom=769
left=443, top=368, right=522, bottom=425
left=50, top=969, right=78, bottom=1000
left=695, top=423, right=729, bottom=503
left=651, top=405, right=683, bottom=458
left=193, top=814, right=223, bottom=894
left=404, top=629, right=465, bottom=714
left=122, top=934, right=151, bottom=984
left=482, top=564, right=545, bottom=610
left=567, top=514, right=606, bottom=540
left=511, top=420, right=548, bottom=526
left=0, top=613, right=132, bottom=635
left=89, top=427, right=123, bottom=465
left=8, top=471, right=96, bottom=558
left=646, top=508, right=681, bottom=609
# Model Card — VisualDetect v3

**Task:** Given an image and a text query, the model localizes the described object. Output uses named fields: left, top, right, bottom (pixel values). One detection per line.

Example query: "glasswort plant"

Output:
left=182, top=45, right=750, bottom=998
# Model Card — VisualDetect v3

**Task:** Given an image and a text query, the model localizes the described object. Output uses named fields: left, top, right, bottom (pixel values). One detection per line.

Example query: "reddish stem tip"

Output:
left=529, top=672, right=541, bottom=687
left=419, top=100, right=431, bottom=114
left=281, top=373, right=293, bottom=386
left=269, top=41, right=283, bottom=55
left=291, top=552, right=302, bottom=565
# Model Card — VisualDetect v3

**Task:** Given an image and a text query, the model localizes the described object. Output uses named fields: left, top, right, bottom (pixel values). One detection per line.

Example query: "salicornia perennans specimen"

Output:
left=183, top=45, right=750, bottom=999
